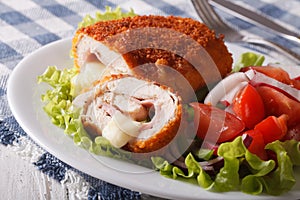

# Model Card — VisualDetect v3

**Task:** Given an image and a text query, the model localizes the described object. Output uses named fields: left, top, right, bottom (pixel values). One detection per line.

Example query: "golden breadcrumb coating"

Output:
left=72, top=15, right=233, bottom=92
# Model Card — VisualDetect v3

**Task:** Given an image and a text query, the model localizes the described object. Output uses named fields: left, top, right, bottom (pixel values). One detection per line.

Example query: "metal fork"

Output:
left=191, top=0, right=300, bottom=64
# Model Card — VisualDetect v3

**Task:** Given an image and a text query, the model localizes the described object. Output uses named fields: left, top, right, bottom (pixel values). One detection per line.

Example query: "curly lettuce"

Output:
left=37, top=66, right=77, bottom=129
left=78, top=6, right=136, bottom=29
left=152, top=136, right=300, bottom=195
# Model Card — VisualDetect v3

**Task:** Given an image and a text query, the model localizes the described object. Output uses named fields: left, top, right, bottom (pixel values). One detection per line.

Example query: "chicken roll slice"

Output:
left=76, top=74, right=182, bottom=153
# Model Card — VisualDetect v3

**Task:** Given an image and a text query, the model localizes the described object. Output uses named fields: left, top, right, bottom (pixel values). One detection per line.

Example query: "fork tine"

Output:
left=191, top=0, right=209, bottom=23
left=191, top=0, right=230, bottom=31
left=192, top=0, right=300, bottom=63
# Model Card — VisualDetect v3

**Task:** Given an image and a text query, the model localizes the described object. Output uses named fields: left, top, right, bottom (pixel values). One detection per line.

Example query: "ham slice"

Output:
left=75, top=74, right=182, bottom=153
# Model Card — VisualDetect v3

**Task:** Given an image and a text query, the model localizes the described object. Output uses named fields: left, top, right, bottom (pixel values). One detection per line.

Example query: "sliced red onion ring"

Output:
left=204, top=72, right=249, bottom=106
left=242, top=133, right=253, bottom=148
left=245, top=69, right=300, bottom=102
left=220, top=81, right=248, bottom=106
left=172, top=156, right=224, bottom=176
left=205, top=67, right=300, bottom=108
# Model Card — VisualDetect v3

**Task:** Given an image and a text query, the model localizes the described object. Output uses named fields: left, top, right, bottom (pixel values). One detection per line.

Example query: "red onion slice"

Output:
left=204, top=72, right=249, bottom=106
left=246, top=69, right=300, bottom=102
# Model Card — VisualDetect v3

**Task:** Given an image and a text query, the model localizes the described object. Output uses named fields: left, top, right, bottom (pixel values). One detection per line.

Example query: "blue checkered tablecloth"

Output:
left=1, top=0, right=300, bottom=199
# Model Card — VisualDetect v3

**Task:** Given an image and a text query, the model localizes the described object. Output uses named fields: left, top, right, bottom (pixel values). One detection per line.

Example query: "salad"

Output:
left=37, top=7, right=300, bottom=196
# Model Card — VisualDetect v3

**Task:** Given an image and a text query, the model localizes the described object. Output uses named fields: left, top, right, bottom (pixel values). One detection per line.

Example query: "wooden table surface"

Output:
left=0, top=144, right=159, bottom=200
left=0, top=144, right=66, bottom=200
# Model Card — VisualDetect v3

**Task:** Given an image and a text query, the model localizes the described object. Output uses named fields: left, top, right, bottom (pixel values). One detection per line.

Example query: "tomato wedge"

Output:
left=232, top=84, right=265, bottom=129
left=254, top=114, right=288, bottom=144
left=232, top=83, right=265, bottom=129
left=190, top=103, right=245, bottom=143
left=244, top=130, right=268, bottom=160
left=256, top=85, right=300, bottom=127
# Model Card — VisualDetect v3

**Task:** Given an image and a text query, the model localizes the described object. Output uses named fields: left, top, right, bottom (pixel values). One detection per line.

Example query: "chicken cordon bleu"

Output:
left=73, top=74, right=182, bottom=153
left=72, top=15, right=233, bottom=100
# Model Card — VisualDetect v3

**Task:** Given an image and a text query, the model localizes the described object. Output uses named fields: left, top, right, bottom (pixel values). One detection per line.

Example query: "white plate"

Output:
left=7, top=38, right=300, bottom=199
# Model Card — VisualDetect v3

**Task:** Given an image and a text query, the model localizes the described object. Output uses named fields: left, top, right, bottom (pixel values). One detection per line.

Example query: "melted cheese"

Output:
left=102, top=111, right=142, bottom=148
left=71, top=61, right=106, bottom=96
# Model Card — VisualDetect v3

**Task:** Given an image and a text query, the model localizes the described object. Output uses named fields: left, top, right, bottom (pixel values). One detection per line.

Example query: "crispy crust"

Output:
left=72, top=15, right=233, bottom=92
left=74, top=15, right=214, bottom=45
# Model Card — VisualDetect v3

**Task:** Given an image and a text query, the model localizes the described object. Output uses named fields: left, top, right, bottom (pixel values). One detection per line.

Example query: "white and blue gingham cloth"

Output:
left=1, top=0, right=300, bottom=199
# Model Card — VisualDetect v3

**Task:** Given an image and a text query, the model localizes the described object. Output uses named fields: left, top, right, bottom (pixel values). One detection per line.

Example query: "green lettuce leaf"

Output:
left=232, top=52, right=265, bottom=72
left=241, top=151, right=276, bottom=195
left=152, top=136, right=300, bottom=196
left=217, top=137, right=299, bottom=195
left=279, top=139, right=300, bottom=166
left=78, top=6, right=136, bottom=29
left=195, top=148, right=214, bottom=161
left=217, top=136, right=246, bottom=158
left=245, top=150, right=275, bottom=177
left=152, top=153, right=213, bottom=187
left=37, top=66, right=77, bottom=128
left=152, top=157, right=189, bottom=179
left=213, top=137, right=245, bottom=192
left=214, top=157, right=240, bottom=192
left=261, top=140, right=297, bottom=195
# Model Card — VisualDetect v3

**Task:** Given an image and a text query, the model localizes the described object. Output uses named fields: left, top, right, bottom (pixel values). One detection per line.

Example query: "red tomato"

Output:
left=256, top=86, right=300, bottom=127
left=244, top=130, right=268, bottom=160
left=232, top=83, right=265, bottom=129
left=254, top=115, right=288, bottom=144
left=190, top=103, right=245, bottom=143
